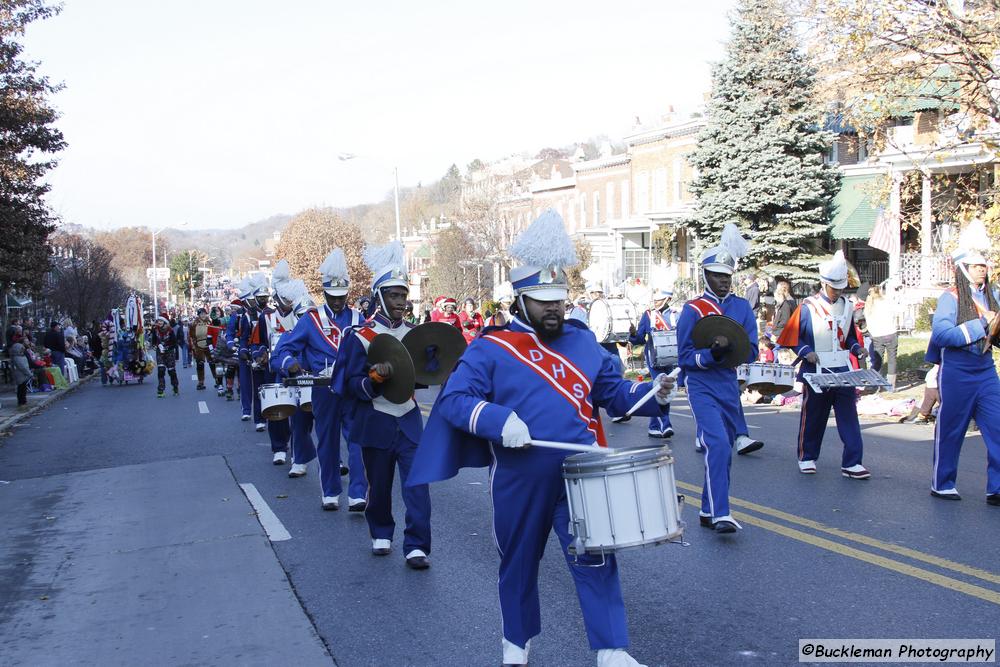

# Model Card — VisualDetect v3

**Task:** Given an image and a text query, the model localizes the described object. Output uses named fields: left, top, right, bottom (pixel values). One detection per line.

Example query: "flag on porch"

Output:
left=867, top=206, right=899, bottom=257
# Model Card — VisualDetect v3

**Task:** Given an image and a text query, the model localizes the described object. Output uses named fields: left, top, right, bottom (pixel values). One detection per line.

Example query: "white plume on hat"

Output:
left=509, top=209, right=578, bottom=269
left=818, top=250, right=850, bottom=288
left=719, top=223, right=750, bottom=261
left=700, top=223, right=750, bottom=275
left=319, top=248, right=349, bottom=281
left=237, top=278, right=254, bottom=299
left=275, top=277, right=305, bottom=303
left=952, top=219, right=990, bottom=266
left=364, top=240, right=408, bottom=291
left=249, top=272, right=269, bottom=295
left=272, top=259, right=291, bottom=286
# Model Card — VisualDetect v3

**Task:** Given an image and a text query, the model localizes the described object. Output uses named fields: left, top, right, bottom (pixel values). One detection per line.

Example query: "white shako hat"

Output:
left=700, top=223, right=750, bottom=276
left=271, top=259, right=291, bottom=295
left=249, top=272, right=269, bottom=296
left=275, top=275, right=304, bottom=305
left=952, top=219, right=990, bottom=267
left=509, top=209, right=578, bottom=302
left=319, top=248, right=351, bottom=296
left=364, top=241, right=408, bottom=292
left=237, top=277, right=255, bottom=300
left=818, top=250, right=850, bottom=289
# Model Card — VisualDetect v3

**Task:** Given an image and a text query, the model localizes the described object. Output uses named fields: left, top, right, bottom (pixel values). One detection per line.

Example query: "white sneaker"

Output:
left=502, top=638, right=531, bottom=665
left=372, top=538, right=391, bottom=555
left=322, top=495, right=340, bottom=510
left=240, top=414, right=251, bottom=421
left=288, top=463, right=307, bottom=478
left=735, top=434, right=764, bottom=455
left=841, top=464, right=871, bottom=480
left=597, top=648, right=647, bottom=667
left=255, top=422, right=266, bottom=432
left=272, top=451, right=287, bottom=465
left=798, top=459, right=817, bottom=474
left=694, top=437, right=705, bottom=453
left=348, top=497, right=367, bottom=512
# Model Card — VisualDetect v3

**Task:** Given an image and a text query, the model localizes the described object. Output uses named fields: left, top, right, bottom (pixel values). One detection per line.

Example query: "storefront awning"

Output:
left=830, top=175, right=884, bottom=240
left=5, top=293, right=31, bottom=309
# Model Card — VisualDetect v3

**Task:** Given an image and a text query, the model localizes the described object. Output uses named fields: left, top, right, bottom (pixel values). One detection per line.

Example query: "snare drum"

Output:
left=297, top=385, right=313, bottom=412
left=740, top=363, right=795, bottom=393
left=649, top=330, right=677, bottom=368
left=588, top=298, right=637, bottom=343
left=259, top=383, right=297, bottom=420
left=563, top=446, right=683, bottom=555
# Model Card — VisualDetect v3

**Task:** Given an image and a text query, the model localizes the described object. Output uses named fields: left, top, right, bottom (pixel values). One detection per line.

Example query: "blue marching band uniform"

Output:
left=925, top=220, right=1000, bottom=504
left=250, top=303, right=292, bottom=457
left=775, top=251, right=870, bottom=479
left=676, top=233, right=758, bottom=532
left=628, top=291, right=676, bottom=438
left=270, top=250, right=369, bottom=510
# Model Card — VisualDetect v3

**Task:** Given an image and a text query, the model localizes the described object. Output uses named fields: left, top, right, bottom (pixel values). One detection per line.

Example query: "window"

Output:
left=824, top=138, right=839, bottom=164
left=620, top=179, right=630, bottom=217
left=654, top=168, right=667, bottom=210
left=580, top=194, right=587, bottom=227
left=593, top=191, right=600, bottom=226
left=606, top=182, right=616, bottom=221
left=672, top=158, right=683, bottom=202
left=635, top=171, right=649, bottom=214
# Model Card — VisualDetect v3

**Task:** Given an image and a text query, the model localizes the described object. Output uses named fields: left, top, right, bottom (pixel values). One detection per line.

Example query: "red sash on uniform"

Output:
left=482, top=330, right=606, bottom=446
left=650, top=309, right=669, bottom=331
left=309, top=310, right=342, bottom=351
left=686, top=297, right=723, bottom=319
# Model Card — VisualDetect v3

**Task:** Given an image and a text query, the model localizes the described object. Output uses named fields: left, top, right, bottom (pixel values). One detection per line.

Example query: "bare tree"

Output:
left=45, top=232, right=129, bottom=325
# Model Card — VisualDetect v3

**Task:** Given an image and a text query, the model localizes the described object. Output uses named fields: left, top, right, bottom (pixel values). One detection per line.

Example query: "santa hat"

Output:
left=319, top=248, right=351, bottom=296
left=363, top=241, right=408, bottom=292
left=509, top=209, right=578, bottom=302
left=700, top=223, right=750, bottom=276
left=441, top=297, right=457, bottom=308
left=819, top=250, right=849, bottom=289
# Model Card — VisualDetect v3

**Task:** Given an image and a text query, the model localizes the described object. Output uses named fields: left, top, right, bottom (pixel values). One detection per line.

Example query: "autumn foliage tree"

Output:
left=427, top=226, right=479, bottom=301
left=94, top=226, right=171, bottom=291
left=275, top=208, right=371, bottom=301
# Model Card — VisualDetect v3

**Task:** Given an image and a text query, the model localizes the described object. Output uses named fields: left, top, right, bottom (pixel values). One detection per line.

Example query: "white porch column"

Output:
left=920, top=172, right=933, bottom=287
left=888, top=171, right=902, bottom=279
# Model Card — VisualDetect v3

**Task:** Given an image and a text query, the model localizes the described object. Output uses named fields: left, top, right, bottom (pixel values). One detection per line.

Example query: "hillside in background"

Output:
left=160, top=213, right=293, bottom=268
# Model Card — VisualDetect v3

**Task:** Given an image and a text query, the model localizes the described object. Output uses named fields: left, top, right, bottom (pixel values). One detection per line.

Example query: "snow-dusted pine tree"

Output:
left=687, top=0, right=840, bottom=275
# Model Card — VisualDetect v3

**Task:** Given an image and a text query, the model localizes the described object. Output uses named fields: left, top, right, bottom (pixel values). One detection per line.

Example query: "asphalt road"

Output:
left=1, top=370, right=997, bottom=667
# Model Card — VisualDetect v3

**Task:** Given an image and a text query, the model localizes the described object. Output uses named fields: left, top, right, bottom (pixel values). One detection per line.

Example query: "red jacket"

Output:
left=458, top=311, right=484, bottom=342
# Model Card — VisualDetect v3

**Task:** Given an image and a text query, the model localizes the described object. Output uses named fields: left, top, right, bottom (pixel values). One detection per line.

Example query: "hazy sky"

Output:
left=24, top=0, right=736, bottom=230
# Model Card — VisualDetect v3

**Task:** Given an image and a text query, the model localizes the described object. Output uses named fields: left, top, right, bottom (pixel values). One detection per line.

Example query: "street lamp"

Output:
left=338, top=153, right=402, bottom=241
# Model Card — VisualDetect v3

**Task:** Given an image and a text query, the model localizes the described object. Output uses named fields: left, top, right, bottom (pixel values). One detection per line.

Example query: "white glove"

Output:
left=653, top=369, right=681, bottom=406
left=157, top=344, right=165, bottom=353
left=500, top=413, right=531, bottom=449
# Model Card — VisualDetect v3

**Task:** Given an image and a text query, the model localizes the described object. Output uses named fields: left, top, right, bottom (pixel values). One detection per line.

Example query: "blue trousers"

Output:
left=340, top=411, right=368, bottom=499
left=256, top=369, right=289, bottom=452
left=361, top=436, right=431, bottom=554
left=251, top=369, right=267, bottom=423
left=690, top=388, right=739, bottom=519
left=238, top=360, right=252, bottom=417
left=491, top=446, right=628, bottom=651
left=797, top=384, right=863, bottom=468
left=646, top=365, right=672, bottom=434
left=290, top=410, right=316, bottom=465
left=933, top=359, right=1000, bottom=494
left=312, top=387, right=343, bottom=498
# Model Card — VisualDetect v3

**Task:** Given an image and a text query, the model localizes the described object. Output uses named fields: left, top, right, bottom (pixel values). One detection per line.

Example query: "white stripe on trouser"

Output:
left=932, top=352, right=946, bottom=491
left=702, top=433, right=714, bottom=516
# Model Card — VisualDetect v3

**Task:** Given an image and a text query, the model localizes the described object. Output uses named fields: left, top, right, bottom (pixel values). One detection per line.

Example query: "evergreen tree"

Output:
left=687, top=0, right=839, bottom=275
left=0, top=0, right=66, bottom=292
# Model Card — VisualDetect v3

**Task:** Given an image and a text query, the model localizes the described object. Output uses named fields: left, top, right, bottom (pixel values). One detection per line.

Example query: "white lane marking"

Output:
left=239, top=483, right=291, bottom=541
left=198, top=401, right=209, bottom=414
left=191, top=374, right=198, bottom=381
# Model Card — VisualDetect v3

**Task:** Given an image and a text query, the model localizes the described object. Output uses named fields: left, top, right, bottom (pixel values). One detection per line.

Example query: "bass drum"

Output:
left=588, top=298, right=637, bottom=343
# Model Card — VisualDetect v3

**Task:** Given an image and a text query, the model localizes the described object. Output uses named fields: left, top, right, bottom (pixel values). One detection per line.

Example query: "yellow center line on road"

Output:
left=674, top=480, right=1000, bottom=587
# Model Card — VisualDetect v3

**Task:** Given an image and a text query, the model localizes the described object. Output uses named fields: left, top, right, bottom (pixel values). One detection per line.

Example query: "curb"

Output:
left=0, top=374, right=96, bottom=434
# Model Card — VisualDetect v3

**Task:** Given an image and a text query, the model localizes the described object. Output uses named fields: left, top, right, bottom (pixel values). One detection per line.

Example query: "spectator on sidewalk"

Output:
left=9, top=329, right=31, bottom=408
left=43, top=321, right=67, bottom=376
left=864, top=284, right=899, bottom=390
left=5, top=317, right=20, bottom=351
left=772, top=278, right=797, bottom=365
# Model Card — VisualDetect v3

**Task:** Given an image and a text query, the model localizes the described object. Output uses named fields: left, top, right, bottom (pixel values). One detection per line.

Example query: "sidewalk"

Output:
left=0, top=375, right=90, bottom=433
left=0, top=455, right=333, bottom=667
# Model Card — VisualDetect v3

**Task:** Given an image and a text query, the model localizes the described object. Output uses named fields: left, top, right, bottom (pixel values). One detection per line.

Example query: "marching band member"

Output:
left=677, top=224, right=758, bottom=533
left=776, top=251, right=870, bottom=479
left=272, top=249, right=367, bottom=509
left=925, top=220, right=1000, bottom=504
left=628, top=287, right=676, bottom=438
left=226, top=280, right=255, bottom=417
left=248, top=274, right=272, bottom=433
left=250, top=261, right=295, bottom=465
left=410, top=210, right=672, bottom=667
left=332, top=241, right=431, bottom=569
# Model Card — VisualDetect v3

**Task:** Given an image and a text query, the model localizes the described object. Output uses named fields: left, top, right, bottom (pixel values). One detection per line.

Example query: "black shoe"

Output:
left=699, top=515, right=713, bottom=528
left=610, top=415, right=631, bottom=423
left=406, top=555, right=430, bottom=570
left=196, top=384, right=206, bottom=390
left=987, top=494, right=1000, bottom=506
left=931, top=489, right=962, bottom=501
left=173, top=388, right=179, bottom=395
left=340, top=465, right=349, bottom=476
left=714, top=519, right=738, bottom=533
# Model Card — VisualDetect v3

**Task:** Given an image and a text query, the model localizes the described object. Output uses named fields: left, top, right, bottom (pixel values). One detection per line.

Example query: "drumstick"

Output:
left=529, top=440, right=603, bottom=453
left=623, top=367, right=682, bottom=418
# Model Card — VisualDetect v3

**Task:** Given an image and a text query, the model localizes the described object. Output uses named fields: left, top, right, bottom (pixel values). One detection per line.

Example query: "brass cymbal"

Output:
left=402, top=322, right=468, bottom=385
left=690, top=315, right=752, bottom=369
left=367, top=333, right=416, bottom=404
